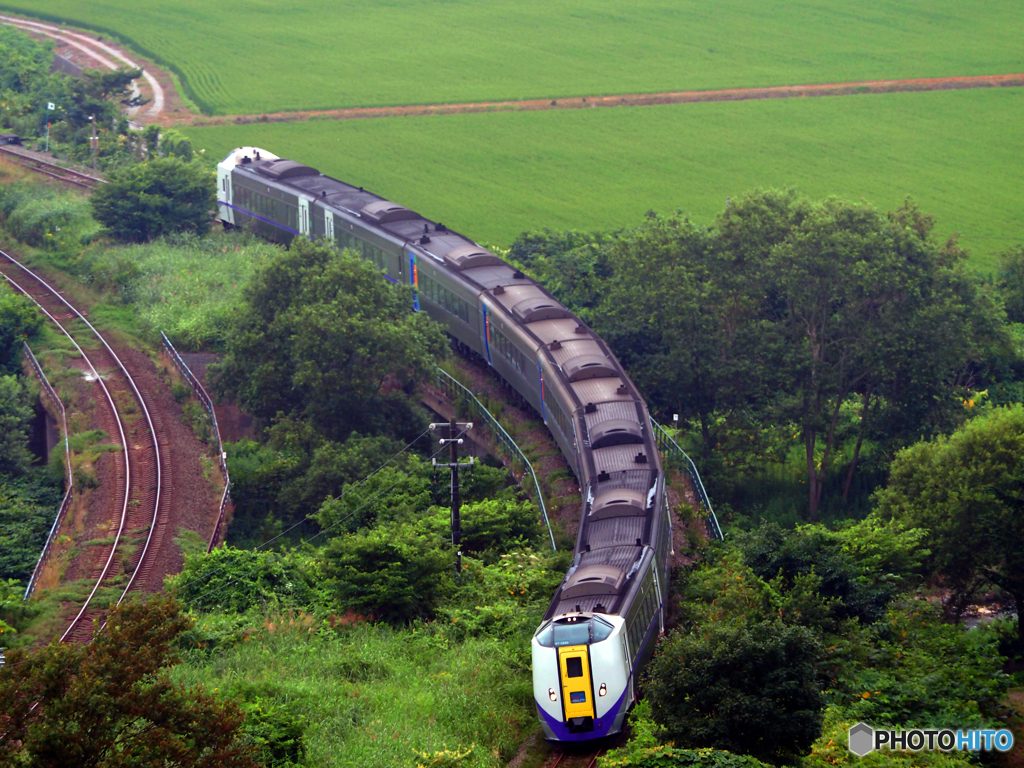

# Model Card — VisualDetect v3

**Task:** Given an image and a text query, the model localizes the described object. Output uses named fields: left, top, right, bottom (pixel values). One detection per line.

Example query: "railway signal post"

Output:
left=431, top=419, right=473, bottom=575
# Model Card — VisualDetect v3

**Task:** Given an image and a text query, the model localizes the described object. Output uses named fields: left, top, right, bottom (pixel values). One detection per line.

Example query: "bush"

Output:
left=737, top=522, right=896, bottom=626
left=90, top=157, right=215, bottom=242
left=646, top=619, right=825, bottom=764
left=439, top=549, right=568, bottom=640
left=166, top=546, right=325, bottom=614
left=0, top=474, right=62, bottom=581
left=320, top=522, right=453, bottom=624
left=227, top=681, right=307, bottom=768
left=5, top=192, right=95, bottom=249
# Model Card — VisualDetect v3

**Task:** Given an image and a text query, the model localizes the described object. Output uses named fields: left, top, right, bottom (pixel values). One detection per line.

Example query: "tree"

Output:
left=0, top=596, right=258, bottom=767
left=90, top=157, right=215, bottom=242
left=875, top=404, right=1024, bottom=647
left=597, top=214, right=727, bottom=448
left=0, top=374, right=34, bottom=476
left=996, top=244, right=1024, bottom=324
left=646, top=619, right=825, bottom=765
left=722, top=193, right=1000, bottom=518
left=0, top=477, right=61, bottom=581
left=0, top=283, right=43, bottom=375
left=213, top=237, right=447, bottom=441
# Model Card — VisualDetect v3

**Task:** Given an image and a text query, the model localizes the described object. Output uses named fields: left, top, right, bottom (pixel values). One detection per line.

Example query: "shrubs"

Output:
left=0, top=184, right=99, bottom=252
left=90, top=157, right=215, bottom=242
left=167, top=546, right=325, bottom=614
left=646, top=620, right=825, bottom=764
left=321, top=523, right=454, bottom=625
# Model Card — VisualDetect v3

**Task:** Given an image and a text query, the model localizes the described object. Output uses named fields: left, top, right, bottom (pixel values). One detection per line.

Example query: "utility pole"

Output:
left=431, top=419, right=473, bottom=575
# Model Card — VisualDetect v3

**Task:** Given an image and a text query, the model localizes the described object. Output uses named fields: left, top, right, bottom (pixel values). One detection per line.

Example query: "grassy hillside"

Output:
left=187, top=87, right=1024, bottom=269
left=2, top=0, right=1022, bottom=114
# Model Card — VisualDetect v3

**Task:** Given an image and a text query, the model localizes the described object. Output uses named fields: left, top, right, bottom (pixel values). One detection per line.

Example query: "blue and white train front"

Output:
left=532, top=614, right=631, bottom=741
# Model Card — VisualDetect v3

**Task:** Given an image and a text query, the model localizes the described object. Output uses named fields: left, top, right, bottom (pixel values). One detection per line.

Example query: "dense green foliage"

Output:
left=90, top=157, right=216, bottom=242
left=0, top=25, right=144, bottom=165
left=186, top=87, right=1024, bottom=264
left=876, top=404, right=1024, bottom=645
left=115, top=231, right=281, bottom=348
left=648, top=619, right=824, bottom=764
left=213, top=237, right=447, bottom=442
left=168, top=546, right=325, bottom=615
left=633, top=527, right=1007, bottom=765
left=601, top=702, right=775, bottom=768
left=3, top=0, right=1021, bottom=114
left=0, top=282, right=44, bottom=374
left=0, top=596, right=259, bottom=767
left=0, top=374, right=35, bottom=476
left=644, top=521, right=1009, bottom=764
left=511, top=192, right=1006, bottom=521
left=172, top=618, right=539, bottom=767
left=0, top=182, right=101, bottom=258
left=0, top=475, right=62, bottom=582
left=164, top=449, right=561, bottom=764
left=0, top=283, right=58, bottom=588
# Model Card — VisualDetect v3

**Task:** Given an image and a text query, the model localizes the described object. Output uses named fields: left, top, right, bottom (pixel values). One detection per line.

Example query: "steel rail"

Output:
left=0, top=249, right=162, bottom=638
left=0, top=145, right=106, bottom=189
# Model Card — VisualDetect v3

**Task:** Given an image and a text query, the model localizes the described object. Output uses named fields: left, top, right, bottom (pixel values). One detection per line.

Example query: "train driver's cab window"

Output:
left=534, top=616, right=614, bottom=647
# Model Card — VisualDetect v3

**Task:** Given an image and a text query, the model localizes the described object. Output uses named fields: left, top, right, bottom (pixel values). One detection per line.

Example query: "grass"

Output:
left=173, top=621, right=537, bottom=767
left=185, top=87, right=1024, bottom=269
left=1, top=0, right=1021, bottom=115
left=114, top=232, right=282, bottom=349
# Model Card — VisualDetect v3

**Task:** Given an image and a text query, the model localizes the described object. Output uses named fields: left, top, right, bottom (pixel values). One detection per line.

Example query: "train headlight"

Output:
left=548, top=688, right=558, bottom=702
left=599, top=684, right=607, bottom=697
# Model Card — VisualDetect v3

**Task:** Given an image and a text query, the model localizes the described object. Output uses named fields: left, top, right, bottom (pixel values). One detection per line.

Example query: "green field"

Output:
left=2, top=0, right=1022, bottom=114
left=186, top=88, right=1024, bottom=269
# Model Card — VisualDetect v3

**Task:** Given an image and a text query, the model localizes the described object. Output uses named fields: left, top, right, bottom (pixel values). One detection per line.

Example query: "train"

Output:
left=216, top=147, right=673, bottom=741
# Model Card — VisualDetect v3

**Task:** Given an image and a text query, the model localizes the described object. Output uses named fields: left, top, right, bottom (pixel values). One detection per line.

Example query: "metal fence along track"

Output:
left=435, top=366, right=556, bottom=551
left=651, top=420, right=723, bottom=540
left=160, top=332, right=231, bottom=552
left=21, top=342, right=73, bottom=600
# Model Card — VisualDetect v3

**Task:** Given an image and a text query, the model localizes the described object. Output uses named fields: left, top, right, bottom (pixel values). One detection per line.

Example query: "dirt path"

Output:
left=2, top=11, right=1020, bottom=127
left=182, top=72, right=1024, bottom=127
left=0, top=14, right=192, bottom=123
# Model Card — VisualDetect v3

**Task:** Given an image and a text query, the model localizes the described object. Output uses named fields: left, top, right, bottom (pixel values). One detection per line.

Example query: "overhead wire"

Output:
left=169, top=427, right=466, bottom=609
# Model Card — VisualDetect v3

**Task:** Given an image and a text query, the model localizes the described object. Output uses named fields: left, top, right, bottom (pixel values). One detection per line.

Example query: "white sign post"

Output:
left=44, top=102, right=55, bottom=153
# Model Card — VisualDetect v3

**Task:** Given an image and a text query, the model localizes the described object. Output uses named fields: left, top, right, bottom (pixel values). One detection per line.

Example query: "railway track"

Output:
left=550, top=749, right=603, bottom=768
left=0, top=249, right=164, bottom=642
left=0, top=145, right=106, bottom=190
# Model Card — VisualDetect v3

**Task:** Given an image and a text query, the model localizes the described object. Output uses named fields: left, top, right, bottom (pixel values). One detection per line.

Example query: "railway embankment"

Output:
left=0, top=247, right=224, bottom=644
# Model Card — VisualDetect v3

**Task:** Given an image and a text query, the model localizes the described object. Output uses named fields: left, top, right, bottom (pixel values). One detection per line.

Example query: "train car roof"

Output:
left=231, top=155, right=667, bottom=624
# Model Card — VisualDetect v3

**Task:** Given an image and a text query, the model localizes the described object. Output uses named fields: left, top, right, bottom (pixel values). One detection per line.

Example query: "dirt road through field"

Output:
left=184, top=72, right=1024, bottom=127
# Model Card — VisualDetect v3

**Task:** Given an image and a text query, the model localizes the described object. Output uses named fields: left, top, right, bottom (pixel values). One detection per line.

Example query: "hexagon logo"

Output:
left=849, top=722, right=874, bottom=756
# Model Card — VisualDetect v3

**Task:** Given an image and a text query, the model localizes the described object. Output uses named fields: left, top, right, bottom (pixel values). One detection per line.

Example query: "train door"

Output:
left=299, top=198, right=310, bottom=237
left=557, top=645, right=595, bottom=721
left=325, top=210, right=335, bottom=241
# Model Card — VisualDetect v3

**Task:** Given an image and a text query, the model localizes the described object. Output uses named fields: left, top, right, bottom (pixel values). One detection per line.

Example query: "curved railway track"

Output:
left=0, top=248, right=164, bottom=642
left=0, top=145, right=106, bottom=190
